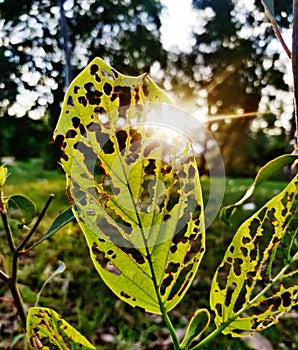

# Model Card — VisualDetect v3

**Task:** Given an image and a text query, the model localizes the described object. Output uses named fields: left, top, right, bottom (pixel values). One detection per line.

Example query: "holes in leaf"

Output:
left=188, top=165, right=196, bottom=178
left=103, top=82, right=113, bottom=95
left=92, top=242, right=112, bottom=270
left=217, top=262, right=231, bottom=290
left=160, top=275, right=174, bottom=296
left=215, top=303, right=222, bottom=317
left=84, top=82, right=103, bottom=105
left=114, top=86, right=131, bottom=107
left=101, top=138, right=115, bottom=154
left=78, top=96, right=88, bottom=107
left=67, top=95, right=74, bottom=106
left=121, top=247, right=145, bottom=264
left=116, top=130, right=128, bottom=152
left=120, top=291, right=131, bottom=299
left=144, top=159, right=156, bottom=175
left=233, top=258, right=243, bottom=276
left=90, top=64, right=99, bottom=75
left=165, top=262, right=180, bottom=274
left=75, top=142, right=97, bottom=175
left=225, top=282, right=237, bottom=307
left=72, top=117, right=80, bottom=128
left=242, top=236, right=250, bottom=245
left=240, top=247, right=248, bottom=257
left=65, top=129, right=77, bottom=139
left=167, top=264, right=193, bottom=300
left=281, top=291, right=291, bottom=307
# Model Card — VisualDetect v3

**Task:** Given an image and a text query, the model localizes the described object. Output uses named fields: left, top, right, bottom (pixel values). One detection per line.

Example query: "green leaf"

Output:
left=31, top=207, right=75, bottom=249
left=220, top=154, right=298, bottom=225
left=180, top=309, right=210, bottom=349
left=0, top=164, right=8, bottom=187
left=8, top=194, right=36, bottom=225
left=53, top=57, right=205, bottom=314
left=26, top=307, right=96, bottom=349
left=211, top=174, right=298, bottom=337
left=35, top=261, right=66, bottom=306
left=261, top=0, right=275, bottom=21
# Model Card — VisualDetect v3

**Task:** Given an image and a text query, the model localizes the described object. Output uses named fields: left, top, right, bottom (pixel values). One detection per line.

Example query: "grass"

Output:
left=0, top=159, right=296, bottom=350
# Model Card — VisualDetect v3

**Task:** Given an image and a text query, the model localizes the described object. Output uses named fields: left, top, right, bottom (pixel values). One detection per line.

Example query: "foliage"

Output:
left=53, top=57, right=205, bottom=315
left=0, top=0, right=298, bottom=349
left=26, top=307, right=96, bottom=349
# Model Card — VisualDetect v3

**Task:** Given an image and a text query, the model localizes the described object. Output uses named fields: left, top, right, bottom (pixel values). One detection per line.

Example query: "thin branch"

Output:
left=264, top=8, right=291, bottom=59
left=271, top=20, right=291, bottom=59
left=1, top=212, right=16, bottom=253
left=0, top=269, right=10, bottom=282
left=16, top=194, right=55, bottom=254
left=293, top=0, right=298, bottom=147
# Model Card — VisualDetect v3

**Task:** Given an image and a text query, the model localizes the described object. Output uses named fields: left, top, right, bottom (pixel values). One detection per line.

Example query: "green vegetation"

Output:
left=1, top=159, right=295, bottom=350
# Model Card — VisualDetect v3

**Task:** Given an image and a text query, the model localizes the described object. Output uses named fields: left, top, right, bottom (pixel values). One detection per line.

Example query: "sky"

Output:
left=160, top=0, right=196, bottom=53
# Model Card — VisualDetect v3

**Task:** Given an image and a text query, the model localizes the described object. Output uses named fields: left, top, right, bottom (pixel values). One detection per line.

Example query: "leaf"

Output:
left=35, top=261, right=66, bottom=306
left=0, top=164, right=8, bottom=187
left=52, top=57, right=205, bottom=314
left=261, top=0, right=275, bottom=22
left=26, top=307, right=96, bottom=349
left=210, top=174, right=298, bottom=337
left=8, top=194, right=36, bottom=225
left=31, top=207, right=75, bottom=249
left=180, top=309, right=210, bottom=349
left=220, top=154, right=298, bottom=225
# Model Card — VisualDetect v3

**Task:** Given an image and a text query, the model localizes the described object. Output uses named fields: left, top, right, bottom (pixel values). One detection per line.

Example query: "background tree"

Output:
left=0, top=0, right=167, bottom=164
left=164, top=0, right=293, bottom=175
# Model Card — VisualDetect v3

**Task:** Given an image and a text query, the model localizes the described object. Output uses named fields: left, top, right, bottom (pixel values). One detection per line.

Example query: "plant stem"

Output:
left=1, top=208, right=27, bottom=331
left=17, top=194, right=55, bottom=253
left=293, top=0, right=298, bottom=147
left=191, top=259, right=293, bottom=350
left=8, top=278, right=27, bottom=331
left=1, top=212, right=16, bottom=252
left=0, top=269, right=10, bottom=282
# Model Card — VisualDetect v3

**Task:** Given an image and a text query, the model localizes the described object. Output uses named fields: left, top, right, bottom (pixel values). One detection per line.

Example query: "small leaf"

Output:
left=35, top=261, right=66, bottom=306
left=0, top=164, right=8, bottom=187
left=211, top=174, right=298, bottom=336
left=26, top=307, right=96, bottom=349
left=220, top=154, right=298, bottom=225
left=31, top=206, right=75, bottom=249
left=8, top=194, right=36, bottom=225
left=261, top=0, right=275, bottom=21
left=180, top=309, right=210, bottom=349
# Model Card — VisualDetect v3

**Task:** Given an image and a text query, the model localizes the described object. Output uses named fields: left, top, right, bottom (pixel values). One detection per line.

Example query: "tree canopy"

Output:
left=0, top=0, right=294, bottom=173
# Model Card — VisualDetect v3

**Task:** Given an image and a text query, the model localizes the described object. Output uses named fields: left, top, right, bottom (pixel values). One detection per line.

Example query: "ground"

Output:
left=0, top=159, right=297, bottom=350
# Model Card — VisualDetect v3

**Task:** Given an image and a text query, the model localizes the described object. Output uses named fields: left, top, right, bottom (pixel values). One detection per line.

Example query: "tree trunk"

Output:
left=57, top=0, right=73, bottom=87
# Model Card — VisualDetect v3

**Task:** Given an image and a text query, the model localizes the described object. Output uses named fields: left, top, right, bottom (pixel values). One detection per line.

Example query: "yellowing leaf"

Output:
left=211, top=175, right=298, bottom=336
left=53, top=58, right=205, bottom=313
left=26, top=307, right=96, bottom=349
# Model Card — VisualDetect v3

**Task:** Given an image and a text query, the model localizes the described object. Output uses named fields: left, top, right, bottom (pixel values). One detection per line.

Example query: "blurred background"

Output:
left=0, top=0, right=294, bottom=175
left=0, top=1, right=297, bottom=349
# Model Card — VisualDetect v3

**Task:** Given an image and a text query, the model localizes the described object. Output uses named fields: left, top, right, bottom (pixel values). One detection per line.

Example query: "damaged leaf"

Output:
left=53, top=57, right=205, bottom=314
left=211, top=175, right=298, bottom=336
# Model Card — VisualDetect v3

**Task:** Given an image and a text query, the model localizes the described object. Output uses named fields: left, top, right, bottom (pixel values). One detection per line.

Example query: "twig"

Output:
left=293, top=0, right=298, bottom=147
left=1, top=212, right=16, bottom=252
left=264, top=8, right=291, bottom=59
left=16, top=194, right=55, bottom=254
left=0, top=269, right=10, bottom=282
